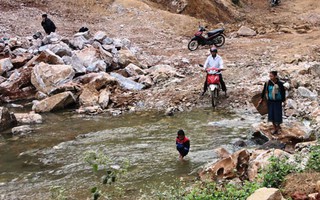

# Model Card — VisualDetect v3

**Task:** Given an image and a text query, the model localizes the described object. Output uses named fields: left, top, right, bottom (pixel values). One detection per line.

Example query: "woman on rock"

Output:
left=259, top=71, right=286, bottom=135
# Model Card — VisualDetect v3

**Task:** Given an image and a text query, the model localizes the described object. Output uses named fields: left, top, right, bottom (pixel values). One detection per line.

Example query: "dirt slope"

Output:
left=1, top=0, right=320, bottom=110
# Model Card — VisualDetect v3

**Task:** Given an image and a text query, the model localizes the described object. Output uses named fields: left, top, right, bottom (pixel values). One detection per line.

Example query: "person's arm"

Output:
left=184, top=140, right=190, bottom=151
left=218, top=56, right=224, bottom=69
left=203, top=56, right=209, bottom=70
left=259, top=82, right=267, bottom=104
left=279, top=82, right=286, bottom=102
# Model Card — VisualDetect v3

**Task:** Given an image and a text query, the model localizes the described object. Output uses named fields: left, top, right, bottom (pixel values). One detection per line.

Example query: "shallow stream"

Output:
left=0, top=108, right=260, bottom=199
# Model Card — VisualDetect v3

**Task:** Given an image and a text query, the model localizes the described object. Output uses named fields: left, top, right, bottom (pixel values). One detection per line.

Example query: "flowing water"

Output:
left=0, top=108, right=260, bottom=199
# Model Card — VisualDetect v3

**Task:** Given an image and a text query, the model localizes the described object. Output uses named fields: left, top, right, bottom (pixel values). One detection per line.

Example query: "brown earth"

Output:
left=282, top=172, right=320, bottom=199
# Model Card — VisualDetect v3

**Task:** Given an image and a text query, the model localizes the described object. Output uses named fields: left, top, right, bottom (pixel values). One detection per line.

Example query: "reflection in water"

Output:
left=0, top=108, right=259, bottom=199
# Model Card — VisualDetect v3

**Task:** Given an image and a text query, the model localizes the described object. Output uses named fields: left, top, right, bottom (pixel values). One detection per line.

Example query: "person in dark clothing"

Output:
left=176, top=129, right=190, bottom=160
left=259, top=71, right=286, bottom=135
left=41, top=14, right=56, bottom=35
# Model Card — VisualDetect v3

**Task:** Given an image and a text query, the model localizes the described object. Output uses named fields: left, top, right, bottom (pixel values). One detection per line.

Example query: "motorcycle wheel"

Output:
left=188, top=40, right=199, bottom=51
left=213, top=35, right=225, bottom=47
left=211, top=89, right=218, bottom=108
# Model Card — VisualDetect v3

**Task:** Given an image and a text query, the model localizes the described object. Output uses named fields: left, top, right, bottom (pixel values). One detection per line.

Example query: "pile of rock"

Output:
left=0, top=30, right=183, bottom=115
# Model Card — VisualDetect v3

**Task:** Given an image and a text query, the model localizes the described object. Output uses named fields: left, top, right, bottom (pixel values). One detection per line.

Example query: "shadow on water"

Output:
left=0, top=107, right=260, bottom=199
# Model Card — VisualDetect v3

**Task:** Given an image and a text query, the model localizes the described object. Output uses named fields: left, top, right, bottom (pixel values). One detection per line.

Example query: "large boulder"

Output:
left=93, top=31, right=107, bottom=43
left=70, top=33, right=90, bottom=50
left=297, top=86, right=318, bottom=99
left=138, top=75, right=153, bottom=88
left=0, top=107, right=17, bottom=132
left=125, top=63, right=146, bottom=77
left=146, top=64, right=183, bottom=83
left=11, top=54, right=32, bottom=68
left=99, top=89, right=111, bottom=109
left=74, top=46, right=100, bottom=71
left=79, top=85, right=99, bottom=107
left=31, top=62, right=75, bottom=95
left=118, top=49, right=139, bottom=67
left=247, top=187, right=285, bottom=200
left=199, top=149, right=250, bottom=181
left=40, top=42, right=72, bottom=57
left=247, top=149, right=292, bottom=181
left=62, top=54, right=86, bottom=74
left=32, top=91, right=76, bottom=113
left=308, top=63, right=320, bottom=76
left=251, top=122, right=315, bottom=149
left=0, top=58, right=13, bottom=76
left=0, top=67, right=35, bottom=102
left=110, top=72, right=145, bottom=90
left=75, top=72, right=118, bottom=90
left=237, top=26, right=257, bottom=37
left=34, top=49, right=64, bottom=65
left=12, top=125, right=34, bottom=136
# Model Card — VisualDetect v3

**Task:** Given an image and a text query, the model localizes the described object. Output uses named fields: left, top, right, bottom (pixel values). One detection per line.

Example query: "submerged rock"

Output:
left=0, top=107, right=17, bottom=132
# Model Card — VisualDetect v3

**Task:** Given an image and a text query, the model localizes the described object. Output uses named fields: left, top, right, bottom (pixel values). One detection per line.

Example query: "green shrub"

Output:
left=83, top=150, right=130, bottom=200
left=183, top=180, right=261, bottom=200
left=306, top=145, right=320, bottom=172
left=262, top=156, right=297, bottom=188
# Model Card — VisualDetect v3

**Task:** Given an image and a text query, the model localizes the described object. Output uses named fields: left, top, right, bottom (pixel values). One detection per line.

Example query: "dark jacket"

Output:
left=261, top=79, right=286, bottom=102
left=41, top=18, right=56, bottom=35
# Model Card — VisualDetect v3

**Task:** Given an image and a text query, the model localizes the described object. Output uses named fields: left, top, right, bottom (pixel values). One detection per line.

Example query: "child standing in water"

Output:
left=176, top=130, right=190, bottom=160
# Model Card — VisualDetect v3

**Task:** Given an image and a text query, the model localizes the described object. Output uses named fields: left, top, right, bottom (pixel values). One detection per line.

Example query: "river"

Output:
left=0, top=108, right=259, bottom=199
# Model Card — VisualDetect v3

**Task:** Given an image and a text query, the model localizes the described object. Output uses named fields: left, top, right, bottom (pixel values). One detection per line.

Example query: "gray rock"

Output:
left=297, top=86, right=318, bottom=99
left=86, top=60, right=107, bottom=72
left=237, top=26, right=257, bottom=37
left=138, top=75, right=153, bottom=88
left=32, top=91, right=76, bottom=113
left=31, top=62, right=75, bottom=95
left=308, top=63, right=320, bottom=76
left=70, top=35, right=89, bottom=50
left=93, top=31, right=107, bottom=43
left=12, top=125, right=34, bottom=136
left=247, top=187, right=284, bottom=200
left=110, top=72, right=145, bottom=90
left=102, top=37, right=114, bottom=45
left=14, top=112, right=43, bottom=124
left=286, top=99, right=298, bottom=109
left=0, top=58, right=13, bottom=76
left=0, top=107, right=17, bottom=132
left=125, top=63, right=146, bottom=77
left=98, top=89, right=111, bottom=109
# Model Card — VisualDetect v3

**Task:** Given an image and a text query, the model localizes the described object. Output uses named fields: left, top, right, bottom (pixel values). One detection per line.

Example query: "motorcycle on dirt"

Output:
left=188, top=25, right=225, bottom=51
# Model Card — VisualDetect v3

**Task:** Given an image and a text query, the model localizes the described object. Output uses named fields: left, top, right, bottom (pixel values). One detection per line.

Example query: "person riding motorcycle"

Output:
left=201, top=46, right=227, bottom=96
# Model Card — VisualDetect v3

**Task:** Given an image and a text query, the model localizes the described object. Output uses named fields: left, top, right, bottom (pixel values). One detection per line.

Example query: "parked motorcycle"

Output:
left=188, top=25, right=225, bottom=51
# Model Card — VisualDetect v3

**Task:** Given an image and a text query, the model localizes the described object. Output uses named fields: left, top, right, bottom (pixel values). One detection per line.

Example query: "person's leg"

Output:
left=219, top=74, right=227, bottom=94
left=273, top=101, right=283, bottom=134
left=268, top=101, right=277, bottom=134
left=202, top=76, right=208, bottom=96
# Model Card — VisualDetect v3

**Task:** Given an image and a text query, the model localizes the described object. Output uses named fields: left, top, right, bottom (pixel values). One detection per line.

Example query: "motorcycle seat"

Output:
left=208, top=28, right=224, bottom=36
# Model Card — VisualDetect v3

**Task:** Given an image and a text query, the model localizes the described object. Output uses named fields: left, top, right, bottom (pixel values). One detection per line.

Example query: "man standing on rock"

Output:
left=41, top=14, right=56, bottom=35
left=202, top=46, right=227, bottom=96
left=259, top=71, right=286, bottom=135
